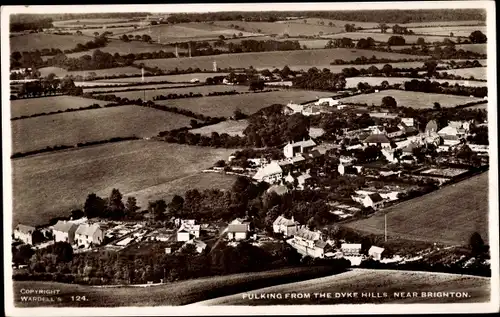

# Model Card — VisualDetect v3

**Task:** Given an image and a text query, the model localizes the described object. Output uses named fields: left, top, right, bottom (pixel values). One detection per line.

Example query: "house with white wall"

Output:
left=253, top=161, right=283, bottom=184
left=75, top=224, right=104, bottom=248
left=52, top=221, right=78, bottom=244
left=283, top=139, right=317, bottom=158
left=273, top=215, right=298, bottom=237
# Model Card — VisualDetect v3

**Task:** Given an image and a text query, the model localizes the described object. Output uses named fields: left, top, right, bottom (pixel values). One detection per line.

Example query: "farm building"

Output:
left=351, top=192, right=385, bottom=209
left=227, top=224, right=250, bottom=241
left=363, top=134, right=392, bottom=149
left=75, top=224, right=104, bottom=248
left=283, top=139, right=317, bottom=158
left=369, top=246, right=385, bottom=261
left=13, top=224, right=36, bottom=245
left=273, top=215, right=298, bottom=237
left=177, top=223, right=201, bottom=242
left=315, top=97, right=338, bottom=107
left=288, top=227, right=327, bottom=258
left=297, top=170, right=312, bottom=190
left=438, top=125, right=467, bottom=146
left=52, top=221, right=78, bottom=244
left=401, top=118, right=416, bottom=127
left=253, top=161, right=283, bottom=184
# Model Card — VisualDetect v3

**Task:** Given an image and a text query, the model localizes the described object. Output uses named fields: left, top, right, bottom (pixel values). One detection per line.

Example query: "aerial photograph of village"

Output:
left=4, top=3, right=495, bottom=310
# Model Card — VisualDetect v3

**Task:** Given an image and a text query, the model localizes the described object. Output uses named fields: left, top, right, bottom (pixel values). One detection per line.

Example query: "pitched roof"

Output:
left=16, top=224, right=35, bottom=234
left=295, top=227, right=321, bottom=241
left=267, top=184, right=289, bottom=196
left=364, top=134, right=391, bottom=144
left=53, top=221, right=78, bottom=233
left=369, top=245, right=385, bottom=253
left=253, top=161, right=283, bottom=180
left=227, top=224, right=248, bottom=233
left=75, top=223, right=101, bottom=236
left=273, top=215, right=296, bottom=227
left=368, top=193, right=384, bottom=203
left=341, top=243, right=362, bottom=249
left=314, top=240, right=328, bottom=249
left=438, top=125, right=460, bottom=136
left=425, top=120, right=438, bottom=132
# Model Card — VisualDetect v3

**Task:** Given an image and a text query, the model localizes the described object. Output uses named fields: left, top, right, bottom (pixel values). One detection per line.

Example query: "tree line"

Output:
left=11, top=74, right=83, bottom=99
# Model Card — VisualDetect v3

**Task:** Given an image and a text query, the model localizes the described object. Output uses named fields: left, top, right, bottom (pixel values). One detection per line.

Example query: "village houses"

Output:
left=14, top=224, right=36, bottom=245
left=273, top=215, right=298, bottom=237
left=177, top=222, right=201, bottom=242
left=52, top=220, right=78, bottom=244
left=283, top=139, right=317, bottom=159
left=369, top=245, right=385, bottom=261
left=288, top=227, right=328, bottom=258
left=75, top=223, right=104, bottom=248
left=351, top=192, right=385, bottom=209
left=341, top=243, right=362, bottom=256
left=253, top=161, right=283, bottom=184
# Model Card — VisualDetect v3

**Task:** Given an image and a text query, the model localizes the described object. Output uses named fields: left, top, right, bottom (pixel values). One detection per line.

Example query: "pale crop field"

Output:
left=453, top=44, right=487, bottom=54
left=10, top=95, right=108, bottom=118
left=190, top=119, right=249, bottom=137
left=198, top=269, right=490, bottom=305
left=11, top=105, right=192, bottom=153
left=93, top=72, right=230, bottom=83
left=83, top=83, right=199, bottom=93
left=38, top=66, right=144, bottom=78
left=337, top=89, right=484, bottom=108
left=10, top=33, right=89, bottom=52
left=213, top=20, right=344, bottom=36
left=92, top=84, right=251, bottom=100
left=346, top=77, right=487, bottom=89
left=156, top=89, right=335, bottom=117
left=345, top=172, right=489, bottom=246
left=12, top=140, right=237, bottom=227
left=438, top=67, right=487, bottom=80
left=65, top=39, right=180, bottom=58
left=322, top=32, right=460, bottom=44
left=279, top=18, right=380, bottom=29
left=415, top=26, right=487, bottom=37
left=140, top=48, right=422, bottom=71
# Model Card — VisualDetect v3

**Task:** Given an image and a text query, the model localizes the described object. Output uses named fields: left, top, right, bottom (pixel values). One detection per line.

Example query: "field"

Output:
left=93, top=72, right=229, bottom=84
left=10, top=33, right=89, bottom=52
left=53, top=18, right=146, bottom=27
left=213, top=20, right=344, bottom=36
left=11, top=106, right=192, bottom=153
left=82, top=83, right=199, bottom=93
left=38, top=66, right=143, bottom=78
left=337, top=89, right=484, bottom=108
left=190, top=119, right=249, bottom=137
left=344, top=172, right=489, bottom=246
left=322, top=32, right=460, bottom=44
left=280, top=18, right=380, bottom=29
left=453, top=44, right=487, bottom=54
left=415, top=26, right=487, bottom=37
left=196, top=269, right=490, bottom=305
left=119, top=23, right=259, bottom=43
left=65, top=39, right=181, bottom=58
left=346, top=77, right=487, bottom=89
left=12, top=140, right=237, bottom=227
left=155, top=89, right=335, bottom=117
left=92, top=84, right=251, bottom=100
left=139, top=48, right=424, bottom=71
left=13, top=266, right=337, bottom=307
left=438, top=67, right=487, bottom=80
left=10, top=96, right=108, bottom=118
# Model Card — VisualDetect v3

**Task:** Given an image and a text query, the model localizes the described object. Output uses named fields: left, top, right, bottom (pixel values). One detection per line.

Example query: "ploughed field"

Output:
left=91, top=84, right=251, bottom=100
left=139, top=48, right=424, bottom=71
left=195, top=269, right=490, bottom=305
left=10, top=33, right=90, bottom=52
left=12, top=140, right=236, bottom=227
left=337, top=89, right=484, bottom=108
left=13, top=266, right=337, bottom=307
left=344, top=172, right=489, bottom=246
left=155, top=89, right=335, bottom=118
left=10, top=96, right=108, bottom=118
left=11, top=106, right=192, bottom=153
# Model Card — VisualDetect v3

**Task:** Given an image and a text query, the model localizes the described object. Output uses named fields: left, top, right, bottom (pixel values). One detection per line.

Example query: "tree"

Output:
left=433, top=102, right=441, bottom=110
left=416, top=37, right=426, bottom=46
left=149, top=199, right=167, bottom=221
left=469, top=30, right=487, bottom=44
left=378, top=23, right=388, bottom=33
left=387, top=35, right=406, bottom=46
left=249, top=80, right=265, bottom=91
left=108, top=188, right=125, bottom=219
left=381, top=96, right=397, bottom=108
left=168, top=195, right=184, bottom=218
left=424, top=60, right=438, bottom=76
left=70, top=209, right=84, bottom=220
left=51, top=242, right=74, bottom=262
left=93, top=32, right=99, bottom=37
left=125, top=197, right=140, bottom=217
left=83, top=193, right=105, bottom=218
left=469, top=232, right=485, bottom=256
left=13, top=245, right=34, bottom=265
left=120, top=34, right=130, bottom=42
left=142, top=34, right=152, bottom=42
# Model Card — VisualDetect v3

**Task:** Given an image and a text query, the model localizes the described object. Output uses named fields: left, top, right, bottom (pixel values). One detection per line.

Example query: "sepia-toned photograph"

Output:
left=2, top=2, right=498, bottom=315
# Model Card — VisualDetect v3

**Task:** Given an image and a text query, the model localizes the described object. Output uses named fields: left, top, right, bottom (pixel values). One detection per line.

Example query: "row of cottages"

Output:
left=227, top=218, right=251, bottom=241
left=284, top=170, right=312, bottom=190
left=289, top=227, right=329, bottom=259
left=437, top=121, right=471, bottom=146
left=283, top=139, right=317, bottom=159
left=273, top=215, right=299, bottom=237
left=52, top=221, right=105, bottom=248
left=351, top=192, right=385, bottom=209
left=13, top=224, right=37, bottom=245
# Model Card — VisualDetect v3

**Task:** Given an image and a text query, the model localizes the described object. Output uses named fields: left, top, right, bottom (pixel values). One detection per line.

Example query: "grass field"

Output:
left=213, top=20, right=344, bottom=36
left=53, top=18, right=144, bottom=26
left=345, top=77, right=487, bottom=89
left=280, top=18, right=380, bottom=29
left=38, top=66, right=143, bottom=78
left=10, top=96, right=108, bottom=118
left=140, top=48, right=423, bottom=71
left=438, top=67, right=487, bottom=80
left=416, top=26, right=487, bottom=37
left=13, top=266, right=337, bottom=307
left=344, top=172, right=489, bottom=246
left=93, top=72, right=229, bottom=83
left=337, top=89, right=484, bottom=108
left=10, top=33, right=89, bottom=52
left=155, top=89, right=335, bottom=117
left=92, top=84, right=251, bottom=100
left=120, top=23, right=259, bottom=43
left=322, top=32, right=459, bottom=44
left=11, top=106, right=192, bottom=153
left=65, top=39, right=181, bottom=58
left=453, top=44, right=487, bottom=54
left=12, top=140, right=237, bottom=227
left=189, top=119, right=249, bottom=137
left=196, top=269, right=490, bottom=305
left=83, top=83, right=199, bottom=93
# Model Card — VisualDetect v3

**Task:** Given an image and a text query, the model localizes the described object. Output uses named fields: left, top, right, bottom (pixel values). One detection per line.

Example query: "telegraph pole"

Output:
left=384, top=212, right=387, bottom=242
